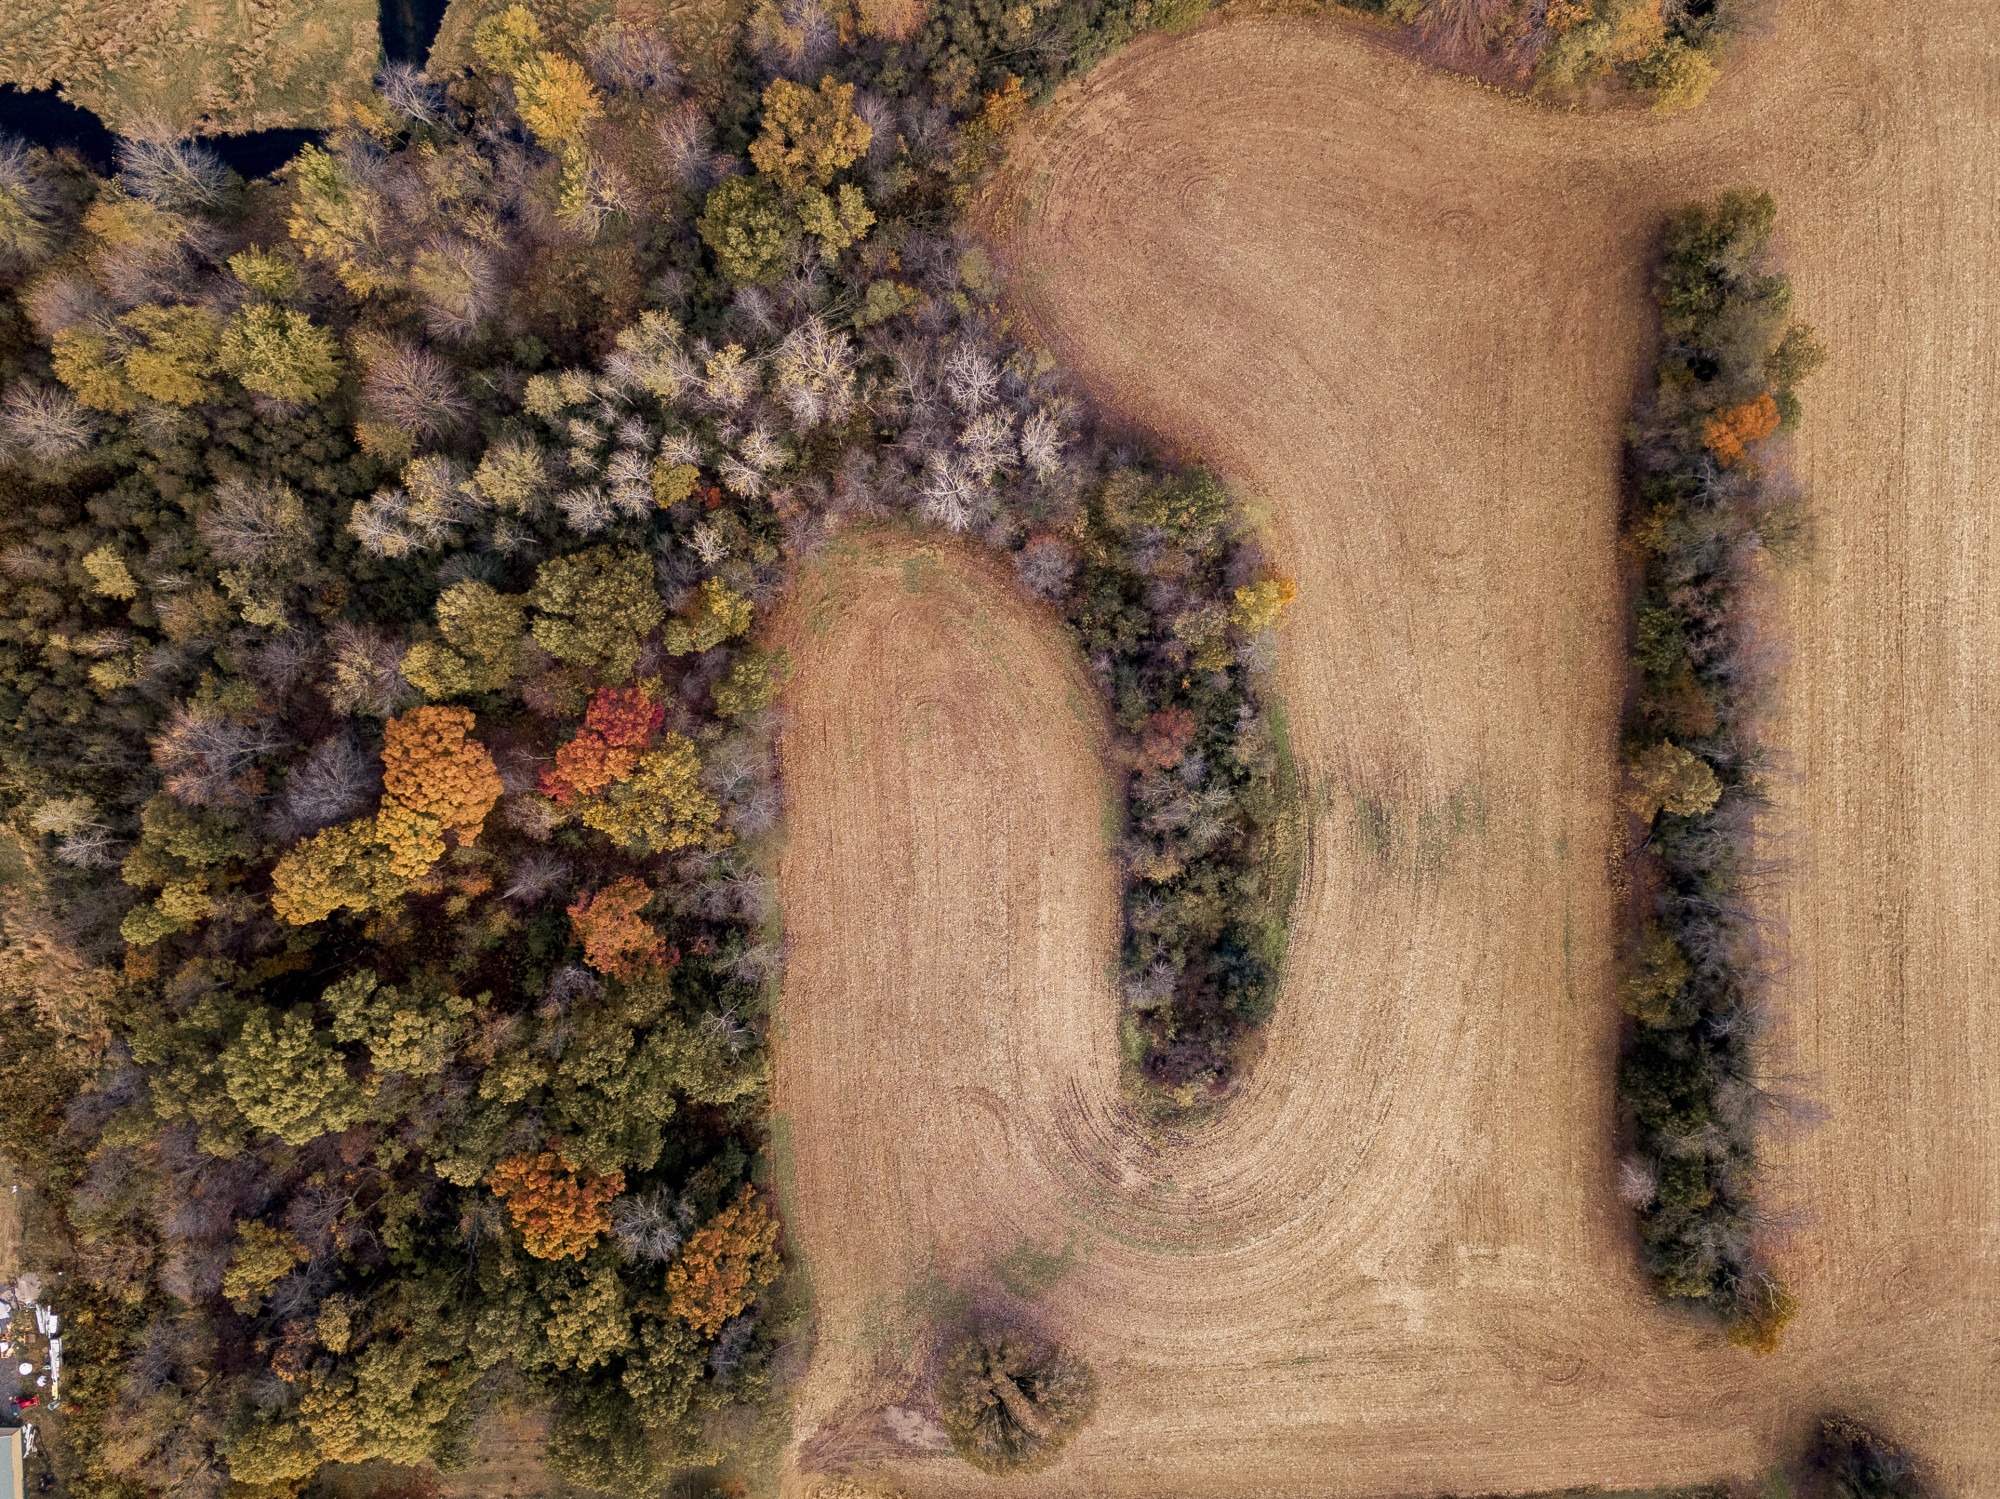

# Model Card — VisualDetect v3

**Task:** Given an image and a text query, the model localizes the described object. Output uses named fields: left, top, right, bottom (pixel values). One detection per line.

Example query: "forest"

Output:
left=0, top=0, right=1297, bottom=1490
left=1615, top=189, right=1821, bottom=1348
left=1, top=0, right=1748, bottom=146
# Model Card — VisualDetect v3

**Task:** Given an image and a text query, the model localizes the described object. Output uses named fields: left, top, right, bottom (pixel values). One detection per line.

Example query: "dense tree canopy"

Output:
left=0, top=0, right=1296, bottom=1489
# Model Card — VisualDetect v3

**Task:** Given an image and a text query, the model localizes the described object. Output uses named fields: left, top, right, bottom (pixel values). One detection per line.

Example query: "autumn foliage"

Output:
left=567, top=877, right=671, bottom=979
left=1231, top=574, right=1298, bottom=632
left=486, top=1150, right=626, bottom=1260
left=748, top=77, right=872, bottom=192
left=380, top=705, right=503, bottom=839
left=1702, top=390, right=1780, bottom=465
left=540, top=684, right=665, bottom=802
left=665, top=1185, right=781, bottom=1337
left=538, top=683, right=726, bottom=856
left=1619, top=192, right=1822, bottom=1340
left=1135, top=706, right=1197, bottom=771
left=0, top=9, right=1311, bottom=1488
left=270, top=706, right=503, bottom=923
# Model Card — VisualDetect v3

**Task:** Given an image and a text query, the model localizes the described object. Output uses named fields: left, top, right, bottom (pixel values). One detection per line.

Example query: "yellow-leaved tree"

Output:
left=270, top=706, right=501, bottom=923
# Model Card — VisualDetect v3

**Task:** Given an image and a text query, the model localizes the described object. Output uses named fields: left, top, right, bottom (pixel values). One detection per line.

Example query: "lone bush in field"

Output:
left=937, top=1323, right=1096, bottom=1473
left=1810, top=1418, right=1930, bottom=1498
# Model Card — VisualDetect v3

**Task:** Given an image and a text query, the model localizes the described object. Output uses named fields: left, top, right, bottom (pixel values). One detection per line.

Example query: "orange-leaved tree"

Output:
left=1702, top=391, right=1780, bottom=466
left=380, top=704, right=503, bottom=839
left=665, top=1184, right=780, bottom=1337
left=1135, top=706, right=1197, bottom=771
left=539, top=683, right=665, bottom=802
left=270, top=705, right=503, bottom=923
left=567, top=877, right=671, bottom=979
left=486, top=1149, right=625, bottom=1260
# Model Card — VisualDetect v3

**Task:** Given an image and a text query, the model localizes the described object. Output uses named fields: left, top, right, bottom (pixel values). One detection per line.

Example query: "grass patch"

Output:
left=0, top=0, right=380, bottom=134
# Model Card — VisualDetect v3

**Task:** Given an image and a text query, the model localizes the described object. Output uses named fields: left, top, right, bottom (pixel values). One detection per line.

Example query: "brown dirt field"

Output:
left=770, top=1, right=2000, bottom=1495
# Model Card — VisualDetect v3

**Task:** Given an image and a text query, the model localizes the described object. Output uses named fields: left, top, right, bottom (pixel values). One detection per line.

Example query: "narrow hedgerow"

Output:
left=1342, top=0, right=1737, bottom=112
left=1615, top=189, right=1823, bottom=1347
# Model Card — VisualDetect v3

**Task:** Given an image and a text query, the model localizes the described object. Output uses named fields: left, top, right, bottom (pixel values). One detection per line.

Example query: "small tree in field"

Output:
left=1811, top=1418, right=1930, bottom=1498
left=936, top=1322, right=1095, bottom=1473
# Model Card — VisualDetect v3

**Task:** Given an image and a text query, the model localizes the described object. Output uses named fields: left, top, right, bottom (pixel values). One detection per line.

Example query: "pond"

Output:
left=0, top=0, right=450, bottom=175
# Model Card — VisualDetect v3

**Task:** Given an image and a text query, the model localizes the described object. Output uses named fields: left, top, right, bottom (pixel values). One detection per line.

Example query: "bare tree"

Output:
left=280, top=735, right=380, bottom=838
left=362, top=338, right=472, bottom=439
left=116, top=138, right=231, bottom=210
left=152, top=702, right=283, bottom=808
left=0, top=383, right=95, bottom=462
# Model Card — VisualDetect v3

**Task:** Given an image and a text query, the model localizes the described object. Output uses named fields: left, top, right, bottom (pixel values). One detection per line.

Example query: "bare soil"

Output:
left=772, top=3, right=2000, bottom=1495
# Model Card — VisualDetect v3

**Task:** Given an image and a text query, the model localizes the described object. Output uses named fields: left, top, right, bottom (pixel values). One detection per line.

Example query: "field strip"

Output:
left=774, top=3, right=2000, bottom=1493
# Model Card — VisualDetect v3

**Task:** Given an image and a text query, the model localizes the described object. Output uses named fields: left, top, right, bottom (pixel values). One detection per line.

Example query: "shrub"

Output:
left=1808, top=1419, right=1930, bottom=1498
left=1635, top=37, right=1720, bottom=112
left=936, top=1322, right=1095, bottom=1473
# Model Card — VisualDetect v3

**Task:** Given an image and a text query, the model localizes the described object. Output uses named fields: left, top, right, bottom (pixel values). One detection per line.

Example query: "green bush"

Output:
left=937, top=1323, right=1096, bottom=1473
left=1634, top=38, right=1721, bottom=112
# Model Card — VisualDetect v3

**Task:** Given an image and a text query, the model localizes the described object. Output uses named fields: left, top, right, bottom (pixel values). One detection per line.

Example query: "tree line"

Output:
left=1345, top=0, right=1742, bottom=110
left=1615, top=189, right=1821, bottom=1350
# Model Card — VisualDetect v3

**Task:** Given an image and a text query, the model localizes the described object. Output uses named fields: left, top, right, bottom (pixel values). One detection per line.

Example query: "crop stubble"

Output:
left=772, top=3, right=2000, bottom=1493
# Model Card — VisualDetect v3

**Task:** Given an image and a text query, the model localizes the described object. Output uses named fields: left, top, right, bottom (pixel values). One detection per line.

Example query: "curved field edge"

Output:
left=932, top=0, right=2000, bottom=1494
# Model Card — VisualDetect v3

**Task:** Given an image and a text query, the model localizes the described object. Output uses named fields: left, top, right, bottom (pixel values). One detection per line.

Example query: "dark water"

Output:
left=0, top=0, right=450, bottom=178
left=380, top=0, right=450, bottom=64
left=0, top=84, right=323, bottom=178
left=0, top=85, right=118, bottom=169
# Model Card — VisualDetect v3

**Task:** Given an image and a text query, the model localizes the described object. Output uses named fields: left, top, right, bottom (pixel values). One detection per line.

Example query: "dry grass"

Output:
left=0, top=1158, right=19, bottom=1288
left=0, top=0, right=380, bottom=135
left=769, top=2, right=2000, bottom=1495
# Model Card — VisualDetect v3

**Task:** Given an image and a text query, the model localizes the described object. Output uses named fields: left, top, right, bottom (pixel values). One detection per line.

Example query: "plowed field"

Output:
left=772, top=3, right=2000, bottom=1493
